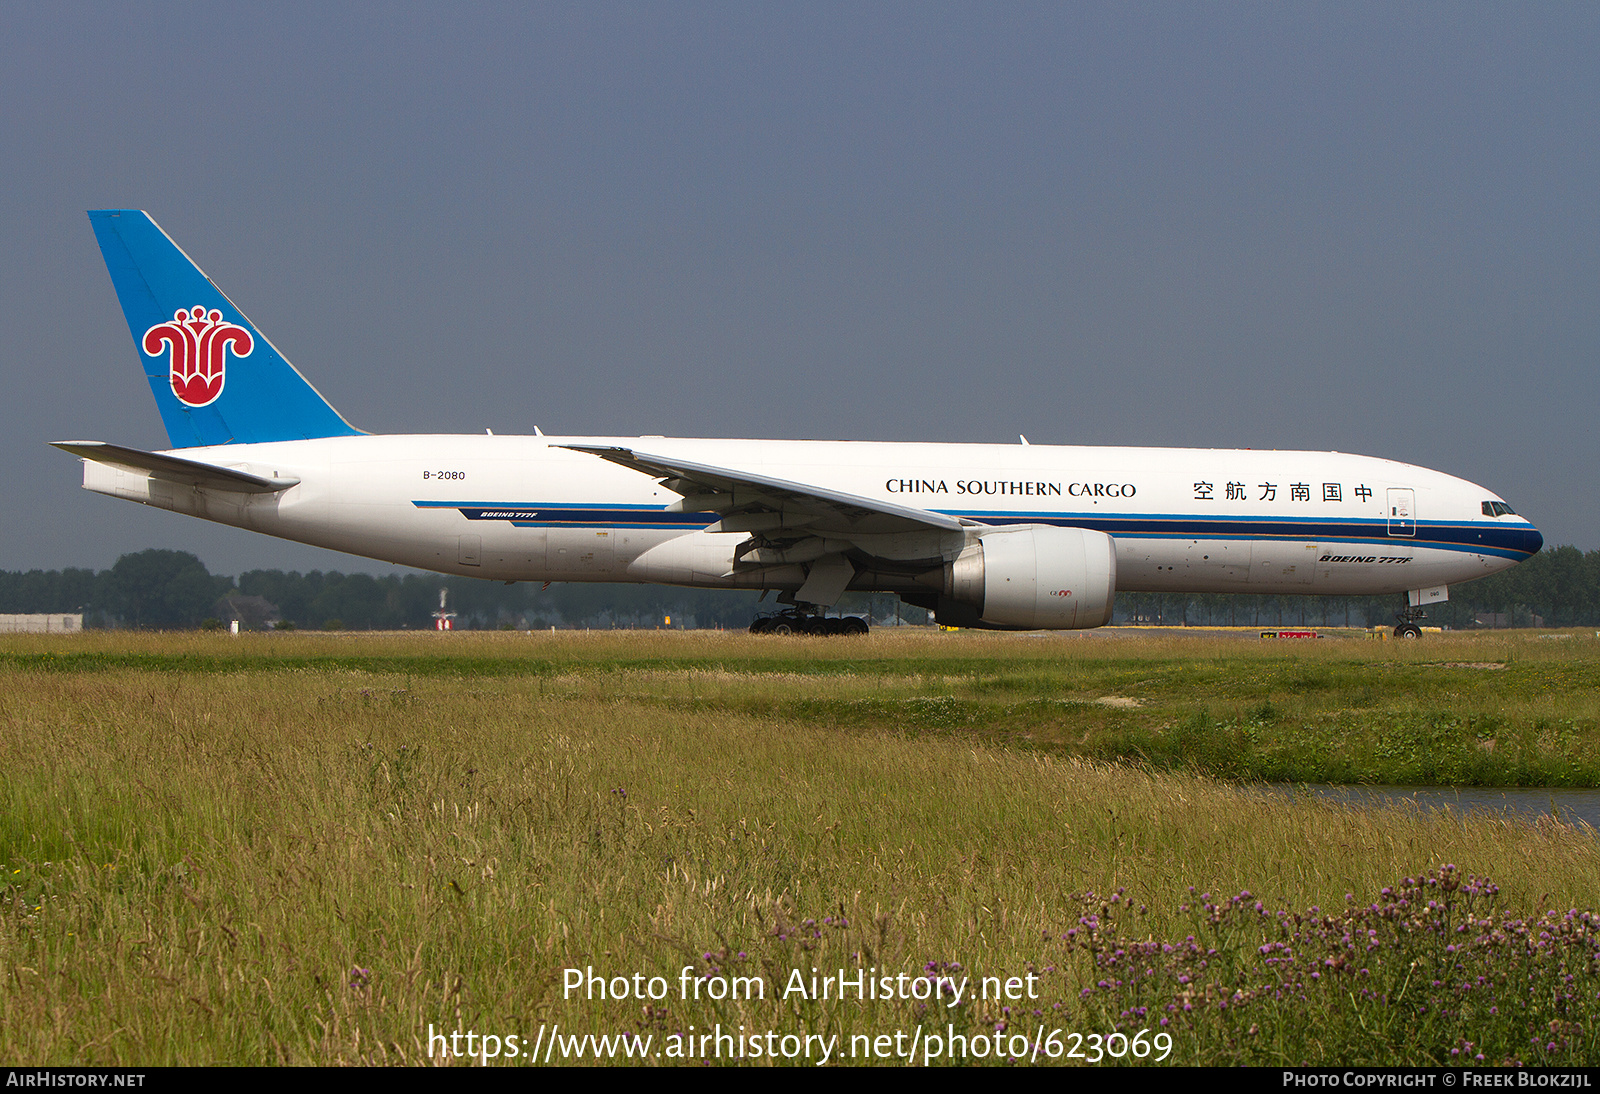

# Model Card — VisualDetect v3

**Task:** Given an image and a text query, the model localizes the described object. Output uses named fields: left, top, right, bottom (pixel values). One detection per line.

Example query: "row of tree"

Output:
left=1, top=545, right=1595, bottom=631
left=0, top=549, right=917, bottom=630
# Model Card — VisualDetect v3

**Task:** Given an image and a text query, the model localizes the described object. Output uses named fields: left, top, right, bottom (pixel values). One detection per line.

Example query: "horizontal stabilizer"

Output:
left=51, top=441, right=300, bottom=494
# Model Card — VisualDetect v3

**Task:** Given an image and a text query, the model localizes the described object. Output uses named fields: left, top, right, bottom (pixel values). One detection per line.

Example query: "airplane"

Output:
left=56, top=210, right=1543, bottom=637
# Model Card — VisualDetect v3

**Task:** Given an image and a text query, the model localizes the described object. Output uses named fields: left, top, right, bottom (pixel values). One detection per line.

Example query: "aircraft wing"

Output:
left=51, top=441, right=300, bottom=494
left=562, top=444, right=969, bottom=536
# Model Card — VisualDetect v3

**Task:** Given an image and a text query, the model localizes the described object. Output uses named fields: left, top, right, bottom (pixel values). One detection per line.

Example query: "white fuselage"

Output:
left=79, top=433, right=1540, bottom=599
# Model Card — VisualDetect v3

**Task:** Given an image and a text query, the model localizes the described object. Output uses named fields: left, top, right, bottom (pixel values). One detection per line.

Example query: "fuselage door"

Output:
left=1387, top=488, right=1415, bottom=537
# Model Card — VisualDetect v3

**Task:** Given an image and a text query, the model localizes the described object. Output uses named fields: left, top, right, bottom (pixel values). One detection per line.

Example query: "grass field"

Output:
left=3, top=629, right=1599, bottom=1065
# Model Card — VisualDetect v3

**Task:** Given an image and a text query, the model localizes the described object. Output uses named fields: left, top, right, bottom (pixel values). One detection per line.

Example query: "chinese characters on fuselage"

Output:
left=1195, top=481, right=1374, bottom=504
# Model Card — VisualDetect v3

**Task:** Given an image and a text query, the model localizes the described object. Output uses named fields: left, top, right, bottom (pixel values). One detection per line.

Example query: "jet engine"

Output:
left=929, top=525, right=1116, bottom=630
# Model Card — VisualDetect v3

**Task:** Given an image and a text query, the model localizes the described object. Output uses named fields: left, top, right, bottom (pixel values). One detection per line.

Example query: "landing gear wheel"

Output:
left=750, top=610, right=869, bottom=636
left=1394, top=624, right=1422, bottom=639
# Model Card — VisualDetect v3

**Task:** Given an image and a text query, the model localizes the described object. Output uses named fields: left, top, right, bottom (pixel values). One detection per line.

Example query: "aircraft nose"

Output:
left=1522, top=523, right=1544, bottom=557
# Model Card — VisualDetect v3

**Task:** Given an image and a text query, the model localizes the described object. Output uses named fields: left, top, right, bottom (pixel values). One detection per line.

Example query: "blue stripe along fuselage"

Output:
left=416, top=501, right=719, bottom=530
left=954, top=510, right=1543, bottom=562
left=411, top=502, right=1542, bottom=561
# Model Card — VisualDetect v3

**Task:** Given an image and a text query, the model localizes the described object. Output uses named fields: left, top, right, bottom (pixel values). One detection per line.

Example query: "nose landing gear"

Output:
left=1394, top=601, right=1427, bottom=639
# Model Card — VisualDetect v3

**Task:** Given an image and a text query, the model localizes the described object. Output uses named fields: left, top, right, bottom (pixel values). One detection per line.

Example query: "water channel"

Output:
left=1266, top=784, right=1600, bottom=829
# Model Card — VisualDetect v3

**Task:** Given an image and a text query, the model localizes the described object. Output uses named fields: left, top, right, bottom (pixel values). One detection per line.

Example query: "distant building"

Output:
left=0, top=614, right=83, bottom=633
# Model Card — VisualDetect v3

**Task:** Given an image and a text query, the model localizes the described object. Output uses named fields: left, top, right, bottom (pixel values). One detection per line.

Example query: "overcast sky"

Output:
left=5, top=2, right=1597, bottom=576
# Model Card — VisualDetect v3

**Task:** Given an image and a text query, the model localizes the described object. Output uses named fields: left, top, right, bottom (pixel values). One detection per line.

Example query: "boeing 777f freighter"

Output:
left=57, top=211, right=1543, bottom=636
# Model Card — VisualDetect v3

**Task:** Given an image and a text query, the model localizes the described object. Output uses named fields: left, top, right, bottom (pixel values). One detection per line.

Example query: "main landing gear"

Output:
left=749, top=610, right=870, bottom=636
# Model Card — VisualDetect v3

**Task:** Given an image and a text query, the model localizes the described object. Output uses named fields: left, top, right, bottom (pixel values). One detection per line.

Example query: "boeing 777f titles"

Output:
left=57, top=211, right=1543, bottom=636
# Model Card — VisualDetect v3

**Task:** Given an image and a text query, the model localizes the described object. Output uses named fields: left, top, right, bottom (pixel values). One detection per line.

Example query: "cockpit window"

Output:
left=1481, top=501, right=1516, bottom=517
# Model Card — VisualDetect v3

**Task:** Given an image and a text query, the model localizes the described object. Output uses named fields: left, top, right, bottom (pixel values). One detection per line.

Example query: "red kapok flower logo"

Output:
left=142, top=306, right=253, bottom=408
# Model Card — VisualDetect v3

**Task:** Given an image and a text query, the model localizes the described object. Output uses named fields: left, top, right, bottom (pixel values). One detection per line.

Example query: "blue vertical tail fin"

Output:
left=89, top=210, right=363, bottom=448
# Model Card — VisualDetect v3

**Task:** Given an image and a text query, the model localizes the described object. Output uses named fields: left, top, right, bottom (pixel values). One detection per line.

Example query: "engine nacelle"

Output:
left=934, top=525, right=1116, bottom=630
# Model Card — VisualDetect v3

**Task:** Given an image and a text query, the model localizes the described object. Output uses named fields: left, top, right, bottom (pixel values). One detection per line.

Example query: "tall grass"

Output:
left=12, top=627, right=1599, bottom=785
left=2, top=632, right=1599, bottom=1064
